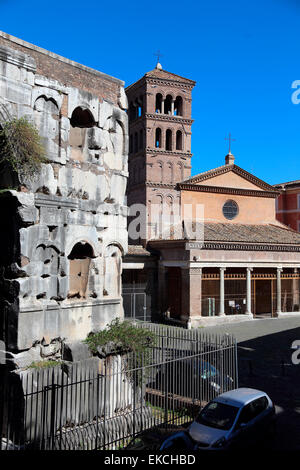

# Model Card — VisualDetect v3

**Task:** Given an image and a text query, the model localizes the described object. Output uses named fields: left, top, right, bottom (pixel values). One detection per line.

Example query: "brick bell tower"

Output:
left=126, top=61, right=196, bottom=244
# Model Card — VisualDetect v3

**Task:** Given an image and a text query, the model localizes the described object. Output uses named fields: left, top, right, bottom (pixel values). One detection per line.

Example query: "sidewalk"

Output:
left=203, top=316, right=300, bottom=450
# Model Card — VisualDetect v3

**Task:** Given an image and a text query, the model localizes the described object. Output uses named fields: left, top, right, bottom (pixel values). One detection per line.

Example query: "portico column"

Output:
left=219, top=267, right=226, bottom=316
left=292, top=268, right=299, bottom=310
left=181, top=267, right=202, bottom=326
left=246, top=267, right=253, bottom=315
left=276, top=267, right=282, bottom=316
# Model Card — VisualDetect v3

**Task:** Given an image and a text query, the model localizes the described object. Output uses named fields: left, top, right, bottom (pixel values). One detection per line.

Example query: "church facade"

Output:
left=124, top=64, right=300, bottom=327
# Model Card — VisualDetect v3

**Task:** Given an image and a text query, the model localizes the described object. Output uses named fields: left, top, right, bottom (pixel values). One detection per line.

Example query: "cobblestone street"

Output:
left=203, top=317, right=300, bottom=450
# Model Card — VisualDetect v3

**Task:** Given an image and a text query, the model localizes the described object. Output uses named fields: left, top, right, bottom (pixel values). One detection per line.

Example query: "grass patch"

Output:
left=27, top=360, right=61, bottom=369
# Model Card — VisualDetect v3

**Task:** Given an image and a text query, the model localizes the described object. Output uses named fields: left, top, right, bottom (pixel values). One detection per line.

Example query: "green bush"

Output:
left=0, top=116, right=46, bottom=181
left=84, top=318, right=156, bottom=357
left=28, top=360, right=61, bottom=369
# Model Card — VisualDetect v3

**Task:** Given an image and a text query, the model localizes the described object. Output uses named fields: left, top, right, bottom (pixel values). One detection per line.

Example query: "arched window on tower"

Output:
left=176, top=130, right=183, bottom=150
left=155, top=93, right=163, bottom=113
left=174, top=96, right=183, bottom=116
left=137, top=96, right=143, bottom=117
left=155, top=128, right=162, bottom=148
left=166, top=129, right=172, bottom=151
left=164, top=95, right=173, bottom=115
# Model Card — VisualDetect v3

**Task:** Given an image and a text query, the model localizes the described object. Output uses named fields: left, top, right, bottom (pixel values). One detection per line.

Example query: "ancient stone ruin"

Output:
left=0, top=32, right=128, bottom=367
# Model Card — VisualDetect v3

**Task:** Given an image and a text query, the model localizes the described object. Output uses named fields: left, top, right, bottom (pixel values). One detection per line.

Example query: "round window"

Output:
left=222, top=200, right=239, bottom=220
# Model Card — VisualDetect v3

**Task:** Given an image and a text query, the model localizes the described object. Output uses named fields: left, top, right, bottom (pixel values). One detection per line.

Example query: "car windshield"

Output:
left=196, top=401, right=239, bottom=430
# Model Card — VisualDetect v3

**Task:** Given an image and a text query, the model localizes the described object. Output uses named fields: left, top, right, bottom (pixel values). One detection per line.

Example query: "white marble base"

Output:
left=189, top=313, right=254, bottom=328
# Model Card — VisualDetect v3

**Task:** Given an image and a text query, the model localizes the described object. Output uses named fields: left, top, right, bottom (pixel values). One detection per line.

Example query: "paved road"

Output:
left=203, top=316, right=300, bottom=450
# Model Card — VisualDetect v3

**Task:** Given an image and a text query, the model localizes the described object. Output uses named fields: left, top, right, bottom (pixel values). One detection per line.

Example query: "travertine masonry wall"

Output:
left=0, top=31, right=129, bottom=359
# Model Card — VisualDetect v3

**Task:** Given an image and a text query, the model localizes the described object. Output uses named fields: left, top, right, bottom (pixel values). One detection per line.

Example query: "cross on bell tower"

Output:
left=225, top=133, right=236, bottom=165
left=153, top=50, right=163, bottom=69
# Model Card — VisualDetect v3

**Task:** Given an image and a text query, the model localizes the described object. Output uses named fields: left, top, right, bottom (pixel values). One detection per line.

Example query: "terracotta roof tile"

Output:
left=201, top=223, right=300, bottom=245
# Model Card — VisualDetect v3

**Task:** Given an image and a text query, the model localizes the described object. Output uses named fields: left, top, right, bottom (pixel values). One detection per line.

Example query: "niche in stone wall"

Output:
left=106, top=117, right=125, bottom=156
left=67, top=242, right=94, bottom=299
left=69, top=107, right=95, bottom=162
left=34, top=96, right=60, bottom=161
left=103, top=245, right=122, bottom=297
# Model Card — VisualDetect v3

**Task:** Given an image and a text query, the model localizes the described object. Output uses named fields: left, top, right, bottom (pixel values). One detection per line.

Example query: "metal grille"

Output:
left=123, top=286, right=149, bottom=322
left=0, top=324, right=237, bottom=450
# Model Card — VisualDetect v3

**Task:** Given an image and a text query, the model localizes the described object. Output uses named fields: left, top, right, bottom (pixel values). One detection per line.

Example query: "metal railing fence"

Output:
left=0, top=324, right=237, bottom=450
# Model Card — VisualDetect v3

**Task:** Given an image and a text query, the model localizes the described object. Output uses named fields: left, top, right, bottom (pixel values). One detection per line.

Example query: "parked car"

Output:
left=149, top=358, right=234, bottom=401
left=159, top=430, right=197, bottom=451
left=187, top=388, right=276, bottom=450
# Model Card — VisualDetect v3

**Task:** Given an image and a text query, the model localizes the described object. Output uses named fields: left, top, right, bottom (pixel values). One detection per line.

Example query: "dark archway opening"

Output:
left=70, top=107, right=95, bottom=128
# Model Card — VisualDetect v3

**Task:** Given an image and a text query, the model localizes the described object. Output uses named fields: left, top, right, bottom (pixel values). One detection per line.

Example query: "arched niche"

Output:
left=67, top=241, right=95, bottom=299
left=103, top=244, right=123, bottom=297
left=34, top=95, right=60, bottom=162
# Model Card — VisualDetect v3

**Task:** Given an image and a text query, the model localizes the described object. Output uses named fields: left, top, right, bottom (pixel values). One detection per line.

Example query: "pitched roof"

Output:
left=144, top=68, right=196, bottom=85
left=126, top=68, right=196, bottom=92
left=180, top=164, right=278, bottom=193
left=149, top=223, right=300, bottom=247
left=274, top=179, right=300, bottom=189
left=202, top=223, right=300, bottom=245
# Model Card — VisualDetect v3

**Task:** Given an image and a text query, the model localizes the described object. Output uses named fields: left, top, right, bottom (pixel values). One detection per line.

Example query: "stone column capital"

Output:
left=189, top=267, right=202, bottom=275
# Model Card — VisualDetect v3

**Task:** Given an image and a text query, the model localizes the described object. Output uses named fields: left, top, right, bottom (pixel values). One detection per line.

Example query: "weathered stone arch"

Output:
left=103, top=243, right=123, bottom=297
left=34, top=95, right=59, bottom=115
left=105, top=114, right=127, bottom=156
left=66, top=236, right=99, bottom=260
left=67, top=241, right=95, bottom=299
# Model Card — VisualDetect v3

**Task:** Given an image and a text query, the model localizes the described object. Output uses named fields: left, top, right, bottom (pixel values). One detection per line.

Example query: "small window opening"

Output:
left=155, top=128, right=162, bottom=148
left=164, top=95, right=173, bottom=115
left=176, top=130, right=183, bottom=150
left=174, top=96, right=183, bottom=116
left=166, top=129, right=172, bottom=151
left=155, top=93, right=163, bottom=113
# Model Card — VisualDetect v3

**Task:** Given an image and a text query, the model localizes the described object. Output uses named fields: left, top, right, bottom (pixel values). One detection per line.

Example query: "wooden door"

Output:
left=255, top=280, right=272, bottom=315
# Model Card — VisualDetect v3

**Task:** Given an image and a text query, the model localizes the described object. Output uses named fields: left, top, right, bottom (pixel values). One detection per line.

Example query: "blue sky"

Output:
left=1, top=0, right=300, bottom=184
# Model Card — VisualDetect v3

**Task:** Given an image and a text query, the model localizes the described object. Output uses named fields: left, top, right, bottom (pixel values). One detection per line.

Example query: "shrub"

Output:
left=0, top=116, right=46, bottom=181
left=84, top=318, right=156, bottom=357
left=28, top=360, right=61, bottom=369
